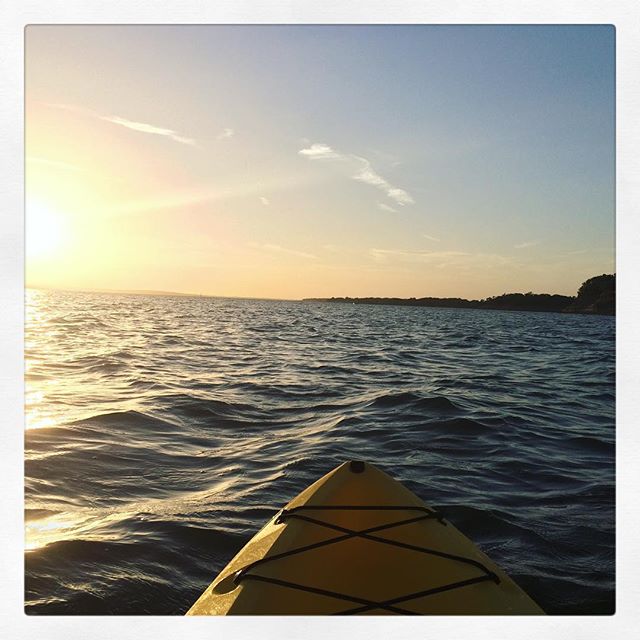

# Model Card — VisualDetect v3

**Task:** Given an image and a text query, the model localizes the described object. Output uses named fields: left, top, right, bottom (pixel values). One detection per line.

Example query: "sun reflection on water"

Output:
left=25, top=513, right=81, bottom=551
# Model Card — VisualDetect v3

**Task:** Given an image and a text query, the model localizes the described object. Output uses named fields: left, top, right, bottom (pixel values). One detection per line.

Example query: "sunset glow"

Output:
left=25, top=199, right=66, bottom=261
left=25, top=25, right=615, bottom=299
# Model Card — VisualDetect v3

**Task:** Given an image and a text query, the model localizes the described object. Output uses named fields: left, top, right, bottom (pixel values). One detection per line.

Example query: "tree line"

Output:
left=304, top=274, right=615, bottom=315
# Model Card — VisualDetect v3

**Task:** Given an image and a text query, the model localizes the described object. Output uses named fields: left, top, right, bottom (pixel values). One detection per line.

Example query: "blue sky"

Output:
left=25, top=25, right=614, bottom=298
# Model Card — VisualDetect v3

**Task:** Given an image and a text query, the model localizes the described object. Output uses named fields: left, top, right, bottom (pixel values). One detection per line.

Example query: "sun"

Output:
left=26, top=198, right=67, bottom=261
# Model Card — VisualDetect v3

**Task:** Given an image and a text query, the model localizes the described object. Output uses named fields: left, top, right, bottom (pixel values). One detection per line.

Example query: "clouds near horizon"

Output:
left=369, top=247, right=515, bottom=271
left=248, top=242, right=318, bottom=260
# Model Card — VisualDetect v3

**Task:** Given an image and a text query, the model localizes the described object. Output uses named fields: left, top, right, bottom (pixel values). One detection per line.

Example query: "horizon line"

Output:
left=26, top=273, right=615, bottom=303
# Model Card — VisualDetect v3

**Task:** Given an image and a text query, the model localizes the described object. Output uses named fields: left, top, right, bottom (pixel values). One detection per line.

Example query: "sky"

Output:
left=25, top=25, right=615, bottom=300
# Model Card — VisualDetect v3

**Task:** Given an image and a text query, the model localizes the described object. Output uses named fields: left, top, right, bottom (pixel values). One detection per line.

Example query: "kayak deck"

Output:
left=187, top=461, right=544, bottom=615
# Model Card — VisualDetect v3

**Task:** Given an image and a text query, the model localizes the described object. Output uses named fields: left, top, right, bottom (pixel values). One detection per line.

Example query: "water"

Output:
left=24, top=289, right=615, bottom=615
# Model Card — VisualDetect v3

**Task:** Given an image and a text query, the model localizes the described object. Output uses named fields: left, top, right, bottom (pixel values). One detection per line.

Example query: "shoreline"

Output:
left=27, top=273, right=615, bottom=316
left=303, top=274, right=616, bottom=316
left=301, top=297, right=614, bottom=316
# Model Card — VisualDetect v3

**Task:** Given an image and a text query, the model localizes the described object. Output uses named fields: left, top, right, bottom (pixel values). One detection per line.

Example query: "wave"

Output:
left=25, top=508, right=62, bottom=521
left=157, top=393, right=258, bottom=419
left=425, top=417, right=493, bottom=436
left=368, top=391, right=460, bottom=412
left=24, top=291, right=615, bottom=615
left=72, top=410, right=181, bottom=431
left=564, top=436, right=614, bottom=455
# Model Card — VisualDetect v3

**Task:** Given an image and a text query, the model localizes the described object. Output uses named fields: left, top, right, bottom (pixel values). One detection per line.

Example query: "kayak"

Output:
left=187, top=460, right=544, bottom=615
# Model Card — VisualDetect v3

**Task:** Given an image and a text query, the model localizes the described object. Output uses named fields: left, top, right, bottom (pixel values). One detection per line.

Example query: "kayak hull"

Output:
left=187, top=461, right=544, bottom=615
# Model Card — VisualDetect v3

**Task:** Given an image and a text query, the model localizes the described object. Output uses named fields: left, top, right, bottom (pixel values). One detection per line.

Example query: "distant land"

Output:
left=27, top=286, right=200, bottom=297
left=30, top=274, right=615, bottom=315
left=94, top=288, right=198, bottom=297
left=28, top=286, right=292, bottom=302
left=304, top=274, right=616, bottom=316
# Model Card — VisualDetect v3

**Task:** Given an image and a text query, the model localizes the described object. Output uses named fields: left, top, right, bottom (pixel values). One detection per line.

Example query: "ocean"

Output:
left=24, top=288, right=615, bottom=615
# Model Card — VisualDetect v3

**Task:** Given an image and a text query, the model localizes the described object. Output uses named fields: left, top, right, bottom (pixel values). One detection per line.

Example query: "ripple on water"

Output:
left=24, top=290, right=615, bottom=615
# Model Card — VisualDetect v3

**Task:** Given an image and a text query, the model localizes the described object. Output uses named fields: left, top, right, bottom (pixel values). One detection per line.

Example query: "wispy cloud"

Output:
left=369, top=247, right=514, bottom=270
left=423, top=233, right=441, bottom=242
left=26, top=156, right=84, bottom=173
left=514, top=241, right=538, bottom=249
left=353, top=159, right=414, bottom=205
left=45, top=102, right=91, bottom=115
left=218, top=128, right=235, bottom=140
left=298, top=143, right=340, bottom=159
left=46, top=102, right=195, bottom=146
left=259, top=196, right=270, bottom=206
left=378, top=203, right=398, bottom=213
left=104, top=173, right=321, bottom=215
left=99, top=115, right=195, bottom=145
left=370, top=248, right=469, bottom=262
left=298, top=142, right=414, bottom=207
left=248, top=242, right=318, bottom=260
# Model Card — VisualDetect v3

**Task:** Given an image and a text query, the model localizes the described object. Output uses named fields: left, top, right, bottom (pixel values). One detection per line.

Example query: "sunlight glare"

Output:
left=26, top=198, right=67, bottom=261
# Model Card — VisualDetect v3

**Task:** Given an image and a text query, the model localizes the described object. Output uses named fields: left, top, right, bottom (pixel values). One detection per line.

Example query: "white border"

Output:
left=2, top=1, right=639, bottom=638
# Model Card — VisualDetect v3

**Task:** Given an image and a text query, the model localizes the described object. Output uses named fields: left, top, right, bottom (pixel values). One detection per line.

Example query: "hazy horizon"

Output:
left=26, top=267, right=612, bottom=303
left=25, top=25, right=615, bottom=299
